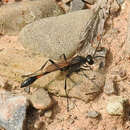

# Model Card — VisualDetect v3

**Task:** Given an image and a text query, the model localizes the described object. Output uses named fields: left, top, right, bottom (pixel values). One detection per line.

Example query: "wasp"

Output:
left=21, top=40, right=102, bottom=111
left=21, top=54, right=95, bottom=87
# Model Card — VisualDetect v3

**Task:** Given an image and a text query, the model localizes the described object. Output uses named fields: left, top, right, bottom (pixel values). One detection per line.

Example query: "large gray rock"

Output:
left=0, top=0, right=63, bottom=35
left=18, top=9, right=94, bottom=60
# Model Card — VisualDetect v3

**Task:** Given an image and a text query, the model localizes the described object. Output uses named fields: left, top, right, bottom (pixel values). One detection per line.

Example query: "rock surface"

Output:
left=106, top=96, right=127, bottom=116
left=0, top=0, right=63, bottom=35
left=0, top=89, right=28, bottom=130
left=47, top=70, right=105, bottom=103
left=18, top=9, right=94, bottom=59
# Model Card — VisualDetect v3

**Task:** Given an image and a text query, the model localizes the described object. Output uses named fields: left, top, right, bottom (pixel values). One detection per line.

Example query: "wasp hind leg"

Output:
left=22, top=59, right=63, bottom=78
left=64, top=78, right=69, bottom=112
left=22, top=60, right=49, bottom=78
left=64, top=72, right=73, bottom=112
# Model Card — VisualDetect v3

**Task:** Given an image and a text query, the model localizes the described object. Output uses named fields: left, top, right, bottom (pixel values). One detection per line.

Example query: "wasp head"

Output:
left=86, top=55, right=94, bottom=65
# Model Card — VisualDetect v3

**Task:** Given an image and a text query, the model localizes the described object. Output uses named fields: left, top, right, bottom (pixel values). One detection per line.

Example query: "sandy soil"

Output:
left=0, top=1, right=130, bottom=130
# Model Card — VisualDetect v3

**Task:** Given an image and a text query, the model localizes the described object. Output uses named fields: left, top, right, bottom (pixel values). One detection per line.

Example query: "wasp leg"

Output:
left=64, top=71, right=73, bottom=112
left=64, top=71, right=77, bottom=112
left=22, top=59, right=63, bottom=78
left=82, top=65, right=92, bottom=70
left=64, top=76, right=80, bottom=112
left=48, top=59, right=63, bottom=71
left=81, top=70, right=90, bottom=79
left=64, top=78, right=69, bottom=112
left=59, top=53, right=67, bottom=63
left=22, top=60, right=49, bottom=77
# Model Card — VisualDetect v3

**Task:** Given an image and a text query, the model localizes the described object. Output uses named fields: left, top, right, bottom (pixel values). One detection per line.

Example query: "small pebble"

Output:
left=116, top=0, right=124, bottom=5
left=44, top=110, right=52, bottom=118
left=70, top=0, right=84, bottom=12
left=68, top=102, right=75, bottom=110
left=56, top=115, right=64, bottom=122
left=24, top=86, right=30, bottom=93
left=110, top=0, right=120, bottom=14
left=87, top=111, right=100, bottom=118
left=119, top=68, right=126, bottom=78
left=73, top=115, right=78, bottom=120
left=34, top=120, right=44, bottom=129
left=28, top=88, right=53, bottom=110
left=104, top=78, right=117, bottom=95
left=106, top=96, right=127, bottom=115
left=68, top=118, right=75, bottom=124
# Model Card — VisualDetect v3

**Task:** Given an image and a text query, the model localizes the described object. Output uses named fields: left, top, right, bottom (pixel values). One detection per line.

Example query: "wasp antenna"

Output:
left=93, top=34, right=102, bottom=58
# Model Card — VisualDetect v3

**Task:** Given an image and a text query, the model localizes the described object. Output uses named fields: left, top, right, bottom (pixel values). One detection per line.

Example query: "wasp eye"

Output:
left=86, top=55, right=94, bottom=65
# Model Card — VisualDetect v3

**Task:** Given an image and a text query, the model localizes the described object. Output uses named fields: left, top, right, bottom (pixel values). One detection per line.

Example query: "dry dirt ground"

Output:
left=0, top=1, right=130, bottom=130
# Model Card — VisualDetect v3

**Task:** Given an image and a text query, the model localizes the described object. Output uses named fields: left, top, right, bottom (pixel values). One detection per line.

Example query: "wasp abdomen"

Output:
left=21, top=76, right=37, bottom=88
